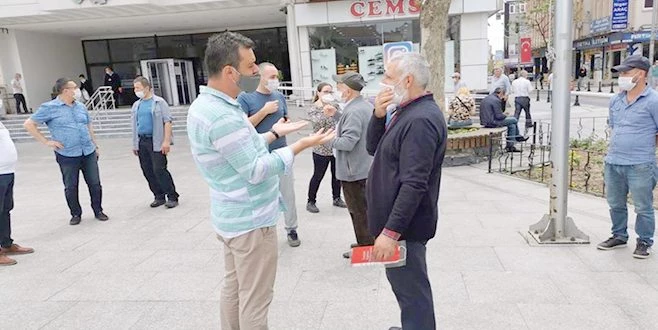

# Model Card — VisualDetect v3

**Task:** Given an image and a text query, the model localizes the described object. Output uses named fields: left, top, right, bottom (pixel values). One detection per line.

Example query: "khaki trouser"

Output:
left=217, top=226, right=278, bottom=330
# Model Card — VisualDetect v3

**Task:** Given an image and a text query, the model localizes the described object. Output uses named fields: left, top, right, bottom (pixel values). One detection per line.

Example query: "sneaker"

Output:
left=165, top=200, right=179, bottom=209
left=287, top=230, right=301, bottom=247
left=633, top=241, right=651, bottom=259
left=95, top=212, right=109, bottom=221
left=70, top=216, right=81, bottom=226
left=597, top=237, right=627, bottom=250
left=150, top=199, right=166, bottom=208
left=506, top=146, right=522, bottom=152
left=306, top=202, right=319, bottom=213
left=333, top=198, right=347, bottom=208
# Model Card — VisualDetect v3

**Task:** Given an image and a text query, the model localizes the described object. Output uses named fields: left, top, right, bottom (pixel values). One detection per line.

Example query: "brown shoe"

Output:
left=1, top=243, right=34, bottom=255
left=0, top=254, right=17, bottom=266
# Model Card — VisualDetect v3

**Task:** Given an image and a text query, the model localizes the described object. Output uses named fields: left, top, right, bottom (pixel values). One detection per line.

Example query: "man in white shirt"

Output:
left=10, top=73, right=29, bottom=114
left=511, top=70, right=534, bottom=129
left=0, top=121, right=34, bottom=266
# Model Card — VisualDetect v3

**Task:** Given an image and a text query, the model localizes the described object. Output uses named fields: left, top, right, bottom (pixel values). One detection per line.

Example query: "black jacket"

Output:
left=365, top=94, right=447, bottom=241
left=80, top=80, right=93, bottom=96
left=479, top=94, right=507, bottom=128
left=104, top=72, right=121, bottom=91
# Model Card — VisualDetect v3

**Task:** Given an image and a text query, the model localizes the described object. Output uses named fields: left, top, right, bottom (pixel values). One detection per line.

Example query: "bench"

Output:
left=444, top=125, right=507, bottom=167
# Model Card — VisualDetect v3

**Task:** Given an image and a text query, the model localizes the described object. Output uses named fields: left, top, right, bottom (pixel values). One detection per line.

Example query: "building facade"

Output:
left=0, top=0, right=502, bottom=112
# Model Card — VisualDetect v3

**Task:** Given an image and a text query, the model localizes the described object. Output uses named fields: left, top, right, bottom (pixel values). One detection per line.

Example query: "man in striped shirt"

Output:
left=187, top=31, right=334, bottom=329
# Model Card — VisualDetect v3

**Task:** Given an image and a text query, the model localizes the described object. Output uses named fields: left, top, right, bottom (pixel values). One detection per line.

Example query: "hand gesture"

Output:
left=322, top=104, right=337, bottom=117
left=375, top=88, right=394, bottom=118
left=300, top=128, right=336, bottom=147
left=46, top=140, right=64, bottom=150
left=272, top=118, right=308, bottom=137
left=262, top=100, right=280, bottom=115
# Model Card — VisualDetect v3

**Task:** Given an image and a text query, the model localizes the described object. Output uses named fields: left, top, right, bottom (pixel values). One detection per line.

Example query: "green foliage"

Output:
left=569, top=137, right=608, bottom=153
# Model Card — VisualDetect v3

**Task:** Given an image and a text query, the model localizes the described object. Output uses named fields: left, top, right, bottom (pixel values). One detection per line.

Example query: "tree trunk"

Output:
left=421, top=0, right=452, bottom=111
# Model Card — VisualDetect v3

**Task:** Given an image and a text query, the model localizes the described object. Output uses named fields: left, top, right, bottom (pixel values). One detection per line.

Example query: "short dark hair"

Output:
left=105, top=66, right=113, bottom=71
left=204, top=31, right=255, bottom=77
left=54, top=77, right=75, bottom=94
left=79, top=74, right=86, bottom=78
left=133, top=76, right=151, bottom=88
left=493, top=87, right=505, bottom=95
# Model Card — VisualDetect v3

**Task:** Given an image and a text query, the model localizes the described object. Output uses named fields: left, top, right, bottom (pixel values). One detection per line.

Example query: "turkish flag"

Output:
left=520, top=38, right=532, bottom=63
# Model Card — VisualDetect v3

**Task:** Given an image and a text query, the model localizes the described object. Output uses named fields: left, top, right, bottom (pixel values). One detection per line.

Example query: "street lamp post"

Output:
left=528, top=0, right=589, bottom=245
left=650, top=0, right=658, bottom=63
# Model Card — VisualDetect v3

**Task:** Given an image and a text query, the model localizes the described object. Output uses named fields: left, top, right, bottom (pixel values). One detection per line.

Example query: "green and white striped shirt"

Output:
left=187, top=86, right=293, bottom=238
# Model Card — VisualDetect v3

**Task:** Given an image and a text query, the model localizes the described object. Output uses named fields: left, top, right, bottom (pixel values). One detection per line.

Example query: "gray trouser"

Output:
left=279, top=172, right=298, bottom=231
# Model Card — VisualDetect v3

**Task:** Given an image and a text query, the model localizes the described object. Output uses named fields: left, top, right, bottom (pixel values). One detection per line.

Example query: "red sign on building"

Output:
left=350, top=0, right=421, bottom=18
left=520, top=38, right=532, bottom=63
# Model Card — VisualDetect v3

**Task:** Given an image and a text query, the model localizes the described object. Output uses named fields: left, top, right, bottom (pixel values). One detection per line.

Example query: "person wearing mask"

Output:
left=131, top=76, right=179, bottom=209
left=479, top=87, right=528, bottom=152
left=103, top=66, right=122, bottom=106
left=79, top=74, right=93, bottom=101
left=511, top=70, right=534, bottom=131
left=23, top=78, right=109, bottom=225
left=0, top=120, right=34, bottom=266
left=367, top=52, right=447, bottom=330
left=186, top=31, right=334, bottom=329
left=331, top=72, right=374, bottom=258
left=597, top=55, right=658, bottom=259
left=448, top=87, right=475, bottom=128
left=305, top=82, right=347, bottom=213
left=578, top=64, right=588, bottom=90
left=10, top=73, right=29, bottom=114
left=237, top=62, right=301, bottom=247
left=451, top=72, right=468, bottom=93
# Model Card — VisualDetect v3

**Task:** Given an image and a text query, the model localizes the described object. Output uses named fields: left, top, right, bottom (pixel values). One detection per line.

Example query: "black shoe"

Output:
left=69, top=216, right=81, bottom=226
left=95, top=212, right=109, bottom=221
left=516, top=136, right=530, bottom=142
left=333, top=198, right=347, bottom=208
left=165, top=200, right=179, bottom=209
left=306, top=202, right=319, bottom=213
left=597, top=237, right=627, bottom=250
left=287, top=230, right=301, bottom=247
left=150, top=199, right=166, bottom=208
left=506, top=146, right=522, bottom=152
left=633, top=241, right=651, bottom=259
left=342, top=251, right=351, bottom=259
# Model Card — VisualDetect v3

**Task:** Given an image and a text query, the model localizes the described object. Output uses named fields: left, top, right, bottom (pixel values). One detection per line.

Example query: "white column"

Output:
left=285, top=2, right=303, bottom=99
left=459, top=12, right=490, bottom=91
left=297, top=26, right=313, bottom=100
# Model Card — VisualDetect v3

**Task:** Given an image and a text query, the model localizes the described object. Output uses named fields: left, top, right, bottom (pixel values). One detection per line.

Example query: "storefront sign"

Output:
left=520, top=37, right=532, bottom=63
left=350, top=0, right=421, bottom=18
left=574, top=36, right=609, bottom=50
left=611, top=0, right=628, bottom=31
left=590, top=16, right=610, bottom=34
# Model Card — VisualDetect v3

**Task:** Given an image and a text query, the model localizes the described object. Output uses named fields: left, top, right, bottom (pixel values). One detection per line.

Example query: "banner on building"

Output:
left=611, top=0, right=629, bottom=31
left=520, top=38, right=532, bottom=63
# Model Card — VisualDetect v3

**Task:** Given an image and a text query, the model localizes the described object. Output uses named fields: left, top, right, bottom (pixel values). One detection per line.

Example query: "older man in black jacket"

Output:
left=366, top=52, right=445, bottom=330
left=479, top=87, right=528, bottom=152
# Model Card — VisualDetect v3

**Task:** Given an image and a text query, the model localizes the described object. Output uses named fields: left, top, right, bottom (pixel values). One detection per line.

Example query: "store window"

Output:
left=518, top=3, right=526, bottom=13
left=83, top=40, right=110, bottom=64
left=509, top=4, right=516, bottom=14
left=158, top=35, right=196, bottom=59
left=109, top=37, right=157, bottom=62
left=645, top=0, right=653, bottom=9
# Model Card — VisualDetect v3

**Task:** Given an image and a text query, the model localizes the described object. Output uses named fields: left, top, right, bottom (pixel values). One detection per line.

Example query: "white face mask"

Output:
left=74, top=89, right=82, bottom=100
left=335, top=90, right=345, bottom=102
left=80, top=78, right=86, bottom=83
left=618, top=76, right=637, bottom=91
left=135, top=91, right=145, bottom=99
left=321, top=94, right=335, bottom=103
left=266, top=79, right=280, bottom=92
left=379, top=79, right=407, bottom=112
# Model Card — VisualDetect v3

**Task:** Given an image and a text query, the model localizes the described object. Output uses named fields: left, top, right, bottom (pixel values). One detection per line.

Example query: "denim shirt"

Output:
left=131, top=95, right=173, bottom=152
left=606, top=86, right=658, bottom=165
left=31, top=97, right=96, bottom=157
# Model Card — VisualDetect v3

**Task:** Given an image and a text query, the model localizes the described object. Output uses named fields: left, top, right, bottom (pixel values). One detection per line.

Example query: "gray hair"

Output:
left=54, top=77, right=75, bottom=94
left=389, top=52, right=430, bottom=89
left=519, top=70, right=528, bottom=78
left=133, top=76, right=151, bottom=88
left=205, top=31, right=255, bottom=77
left=259, top=62, right=277, bottom=71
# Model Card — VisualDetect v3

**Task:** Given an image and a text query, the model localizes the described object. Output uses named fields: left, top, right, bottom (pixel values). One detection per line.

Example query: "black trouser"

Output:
left=514, top=96, right=532, bottom=127
left=138, top=136, right=178, bottom=202
left=0, top=174, right=14, bottom=248
left=341, top=179, right=374, bottom=246
left=14, top=93, right=27, bottom=113
left=386, top=240, right=435, bottom=330
left=55, top=152, right=103, bottom=217
left=307, top=153, right=341, bottom=203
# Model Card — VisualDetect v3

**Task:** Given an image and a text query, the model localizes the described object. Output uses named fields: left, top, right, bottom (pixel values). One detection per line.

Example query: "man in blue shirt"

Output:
left=237, top=62, right=301, bottom=247
left=597, top=55, right=658, bottom=259
left=24, top=78, right=109, bottom=225
left=131, top=76, right=179, bottom=209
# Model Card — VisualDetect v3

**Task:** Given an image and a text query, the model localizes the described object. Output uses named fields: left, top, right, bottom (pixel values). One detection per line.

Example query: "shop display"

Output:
left=358, top=45, right=385, bottom=89
left=311, top=48, right=337, bottom=86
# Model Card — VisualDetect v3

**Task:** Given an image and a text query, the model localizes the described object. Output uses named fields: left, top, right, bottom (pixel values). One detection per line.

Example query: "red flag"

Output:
left=520, top=38, right=532, bottom=63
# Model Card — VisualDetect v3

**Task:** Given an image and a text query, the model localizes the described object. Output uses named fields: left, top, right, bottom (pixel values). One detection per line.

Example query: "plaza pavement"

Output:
left=1, top=103, right=658, bottom=329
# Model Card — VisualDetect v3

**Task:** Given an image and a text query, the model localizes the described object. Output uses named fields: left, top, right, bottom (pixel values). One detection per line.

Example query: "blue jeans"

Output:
left=386, top=240, right=435, bottom=330
left=604, top=162, right=657, bottom=246
left=501, top=117, right=521, bottom=147
left=55, top=152, right=103, bottom=217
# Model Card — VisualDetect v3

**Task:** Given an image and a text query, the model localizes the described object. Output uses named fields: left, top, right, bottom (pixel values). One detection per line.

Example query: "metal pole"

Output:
left=650, top=1, right=658, bottom=63
left=528, top=0, right=588, bottom=244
